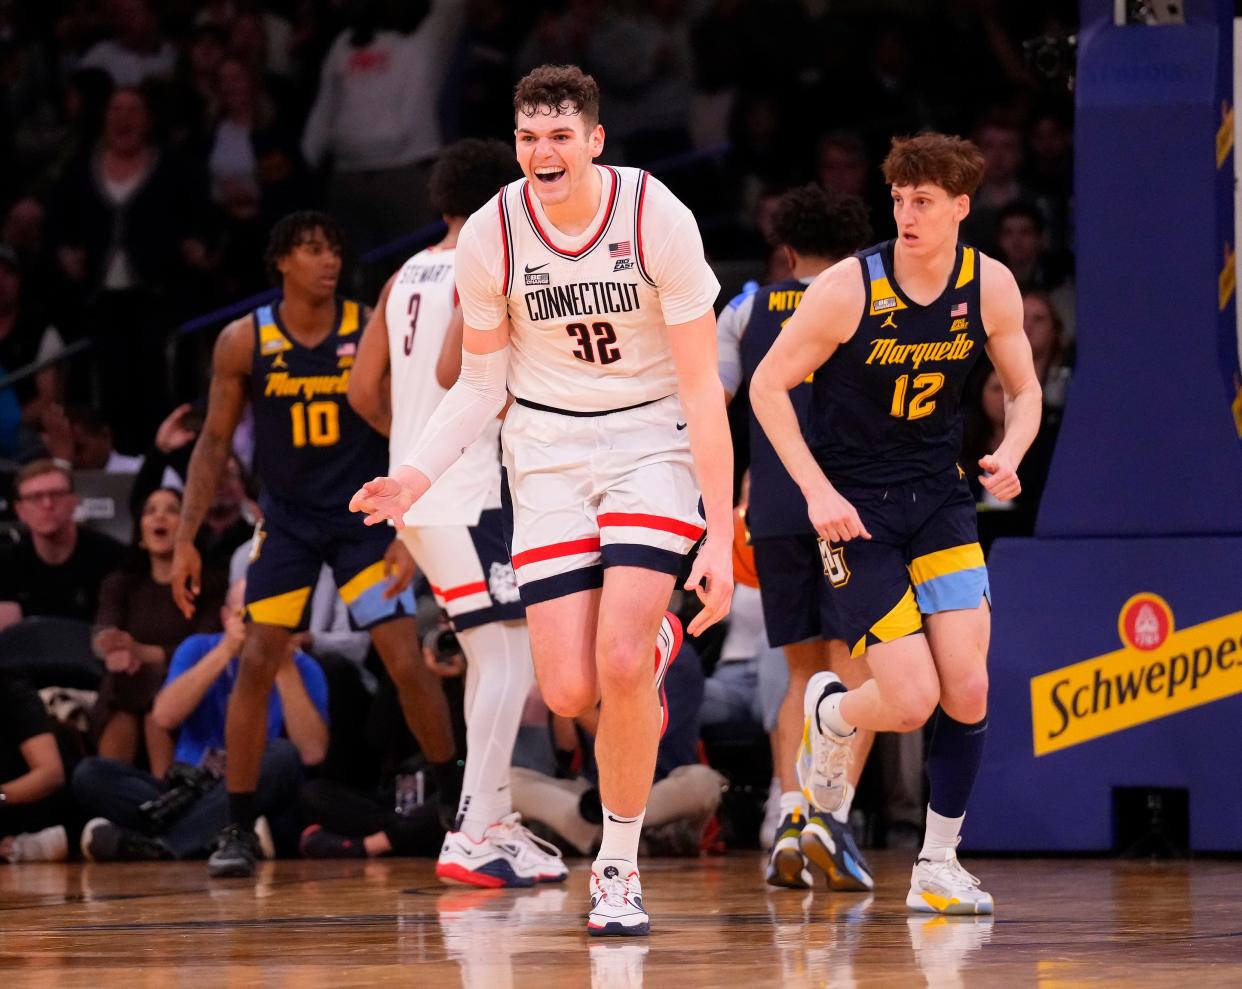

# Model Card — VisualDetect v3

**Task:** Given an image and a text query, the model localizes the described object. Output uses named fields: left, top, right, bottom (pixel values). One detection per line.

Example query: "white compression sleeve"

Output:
left=403, top=346, right=509, bottom=482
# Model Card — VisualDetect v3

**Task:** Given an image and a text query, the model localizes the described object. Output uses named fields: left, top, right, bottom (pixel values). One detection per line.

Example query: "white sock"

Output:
left=817, top=689, right=856, bottom=738
left=454, top=621, right=534, bottom=841
left=596, top=804, right=646, bottom=864
left=778, top=790, right=809, bottom=820
left=830, top=782, right=855, bottom=825
left=919, top=805, right=965, bottom=861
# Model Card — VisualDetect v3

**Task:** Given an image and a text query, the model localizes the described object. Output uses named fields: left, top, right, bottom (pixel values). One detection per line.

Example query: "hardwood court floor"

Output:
left=1, top=851, right=1239, bottom=988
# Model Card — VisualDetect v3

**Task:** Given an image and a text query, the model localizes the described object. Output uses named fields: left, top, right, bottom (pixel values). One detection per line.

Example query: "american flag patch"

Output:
left=608, top=241, right=631, bottom=258
left=950, top=302, right=967, bottom=318
left=337, top=342, right=357, bottom=357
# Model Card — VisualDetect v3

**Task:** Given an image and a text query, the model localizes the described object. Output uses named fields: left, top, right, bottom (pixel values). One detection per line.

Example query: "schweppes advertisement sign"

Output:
left=1030, top=594, right=1242, bottom=756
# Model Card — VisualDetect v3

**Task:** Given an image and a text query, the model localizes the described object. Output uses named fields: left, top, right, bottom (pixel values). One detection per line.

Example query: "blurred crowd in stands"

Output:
left=0, top=0, right=1077, bottom=864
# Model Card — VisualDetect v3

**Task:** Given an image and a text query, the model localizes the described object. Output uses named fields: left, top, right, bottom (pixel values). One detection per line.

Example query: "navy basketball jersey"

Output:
left=740, top=278, right=816, bottom=538
left=250, top=298, right=387, bottom=517
left=808, top=241, right=986, bottom=486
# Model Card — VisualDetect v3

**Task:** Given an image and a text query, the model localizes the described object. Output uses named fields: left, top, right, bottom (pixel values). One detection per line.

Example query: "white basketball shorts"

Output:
left=398, top=507, right=525, bottom=630
left=501, top=393, right=705, bottom=606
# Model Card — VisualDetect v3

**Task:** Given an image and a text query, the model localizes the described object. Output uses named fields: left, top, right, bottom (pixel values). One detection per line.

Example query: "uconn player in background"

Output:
left=348, top=139, right=567, bottom=888
left=717, top=184, right=875, bottom=894
left=751, top=135, right=1041, bottom=915
left=172, top=212, right=460, bottom=878
left=351, top=65, right=733, bottom=937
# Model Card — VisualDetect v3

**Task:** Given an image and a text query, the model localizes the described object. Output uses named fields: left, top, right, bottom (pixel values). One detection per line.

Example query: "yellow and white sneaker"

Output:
left=906, top=849, right=994, bottom=915
left=765, top=810, right=812, bottom=889
left=796, top=671, right=853, bottom=813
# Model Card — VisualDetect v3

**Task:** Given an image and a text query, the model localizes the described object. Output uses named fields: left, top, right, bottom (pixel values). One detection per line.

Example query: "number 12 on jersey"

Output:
left=889, top=372, right=944, bottom=421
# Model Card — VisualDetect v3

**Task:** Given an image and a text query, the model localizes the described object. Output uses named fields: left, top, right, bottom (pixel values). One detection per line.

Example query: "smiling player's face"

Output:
left=515, top=108, right=604, bottom=209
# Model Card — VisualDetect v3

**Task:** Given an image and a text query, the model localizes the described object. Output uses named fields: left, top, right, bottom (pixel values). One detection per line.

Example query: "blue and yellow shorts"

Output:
left=244, top=496, right=415, bottom=632
left=819, top=467, right=991, bottom=658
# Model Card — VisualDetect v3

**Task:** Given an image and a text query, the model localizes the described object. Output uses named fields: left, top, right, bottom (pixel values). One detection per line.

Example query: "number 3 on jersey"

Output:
left=290, top=400, right=340, bottom=447
left=566, top=321, right=621, bottom=365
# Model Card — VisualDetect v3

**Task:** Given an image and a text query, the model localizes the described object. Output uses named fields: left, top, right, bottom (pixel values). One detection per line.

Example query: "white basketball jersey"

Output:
left=386, top=246, right=501, bottom=527
left=463, top=165, right=718, bottom=413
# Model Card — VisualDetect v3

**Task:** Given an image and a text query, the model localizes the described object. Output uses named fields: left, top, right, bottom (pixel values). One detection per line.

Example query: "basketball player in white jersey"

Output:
left=351, top=65, right=734, bottom=937
left=348, top=139, right=567, bottom=889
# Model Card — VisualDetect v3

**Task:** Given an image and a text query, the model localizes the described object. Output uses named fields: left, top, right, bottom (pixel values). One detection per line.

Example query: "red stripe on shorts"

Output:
left=512, top=537, right=602, bottom=570
left=432, top=581, right=488, bottom=602
left=597, top=513, right=705, bottom=541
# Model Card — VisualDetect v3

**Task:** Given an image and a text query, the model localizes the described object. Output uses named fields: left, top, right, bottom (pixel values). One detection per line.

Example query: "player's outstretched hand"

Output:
left=979, top=453, right=1021, bottom=502
left=382, top=538, right=417, bottom=599
left=171, top=540, right=202, bottom=619
left=684, top=534, right=733, bottom=637
left=349, top=476, right=418, bottom=530
left=806, top=483, right=871, bottom=543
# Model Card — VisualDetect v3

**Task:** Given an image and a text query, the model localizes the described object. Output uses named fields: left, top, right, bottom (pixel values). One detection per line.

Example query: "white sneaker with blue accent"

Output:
left=796, top=670, right=853, bottom=813
left=765, top=810, right=812, bottom=889
left=490, top=813, right=568, bottom=883
left=587, top=859, right=650, bottom=936
left=800, top=812, right=875, bottom=891
left=906, top=846, right=994, bottom=915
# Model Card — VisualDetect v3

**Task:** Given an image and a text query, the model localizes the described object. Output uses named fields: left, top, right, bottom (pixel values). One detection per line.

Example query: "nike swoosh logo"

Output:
left=524, top=263, right=548, bottom=274
left=675, top=422, right=687, bottom=430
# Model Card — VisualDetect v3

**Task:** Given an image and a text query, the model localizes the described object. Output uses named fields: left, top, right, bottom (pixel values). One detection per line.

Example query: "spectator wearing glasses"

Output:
left=0, top=460, right=126, bottom=633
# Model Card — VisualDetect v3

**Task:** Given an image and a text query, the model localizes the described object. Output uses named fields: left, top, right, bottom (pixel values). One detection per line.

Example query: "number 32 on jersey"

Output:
left=566, top=321, right=621, bottom=365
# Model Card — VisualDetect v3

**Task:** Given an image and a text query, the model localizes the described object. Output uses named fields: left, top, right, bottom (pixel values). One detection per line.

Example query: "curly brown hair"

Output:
left=513, top=64, right=600, bottom=128
left=770, top=185, right=872, bottom=260
left=429, top=139, right=520, bottom=218
left=882, top=133, right=986, bottom=198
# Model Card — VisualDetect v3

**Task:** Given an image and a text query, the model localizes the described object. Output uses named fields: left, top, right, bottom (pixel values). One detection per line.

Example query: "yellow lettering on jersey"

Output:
left=768, top=290, right=805, bottom=311
left=263, top=370, right=351, bottom=400
left=865, top=336, right=974, bottom=369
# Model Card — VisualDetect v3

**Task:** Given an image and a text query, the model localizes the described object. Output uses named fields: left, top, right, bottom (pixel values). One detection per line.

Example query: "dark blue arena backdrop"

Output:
left=970, top=0, right=1242, bottom=852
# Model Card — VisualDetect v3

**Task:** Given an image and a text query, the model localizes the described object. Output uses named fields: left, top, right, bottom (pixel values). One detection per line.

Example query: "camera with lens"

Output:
left=1022, top=34, right=1077, bottom=84
left=422, top=625, right=461, bottom=664
left=139, top=762, right=220, bottom=832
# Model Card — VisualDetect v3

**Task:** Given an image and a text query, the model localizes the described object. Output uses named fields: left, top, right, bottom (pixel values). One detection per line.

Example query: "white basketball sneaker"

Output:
left=796, top=670, right=853, bottom=813
left=488, top=813, right=568, bottom=883
left=437, top=812, right=567, bottom=888
left=906, top=846, right=995, bottom=915
left=587, top=859, right=650, bottom=936
left=765, top=809, right=812, bottom=889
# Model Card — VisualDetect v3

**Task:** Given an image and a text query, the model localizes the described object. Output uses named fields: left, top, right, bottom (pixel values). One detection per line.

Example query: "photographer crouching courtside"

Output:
left=72, top=580, right=328, bottom=861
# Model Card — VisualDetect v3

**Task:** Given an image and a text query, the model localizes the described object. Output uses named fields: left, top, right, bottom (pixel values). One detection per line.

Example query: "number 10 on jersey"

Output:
left=290, top=400, right=340, bottom=447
